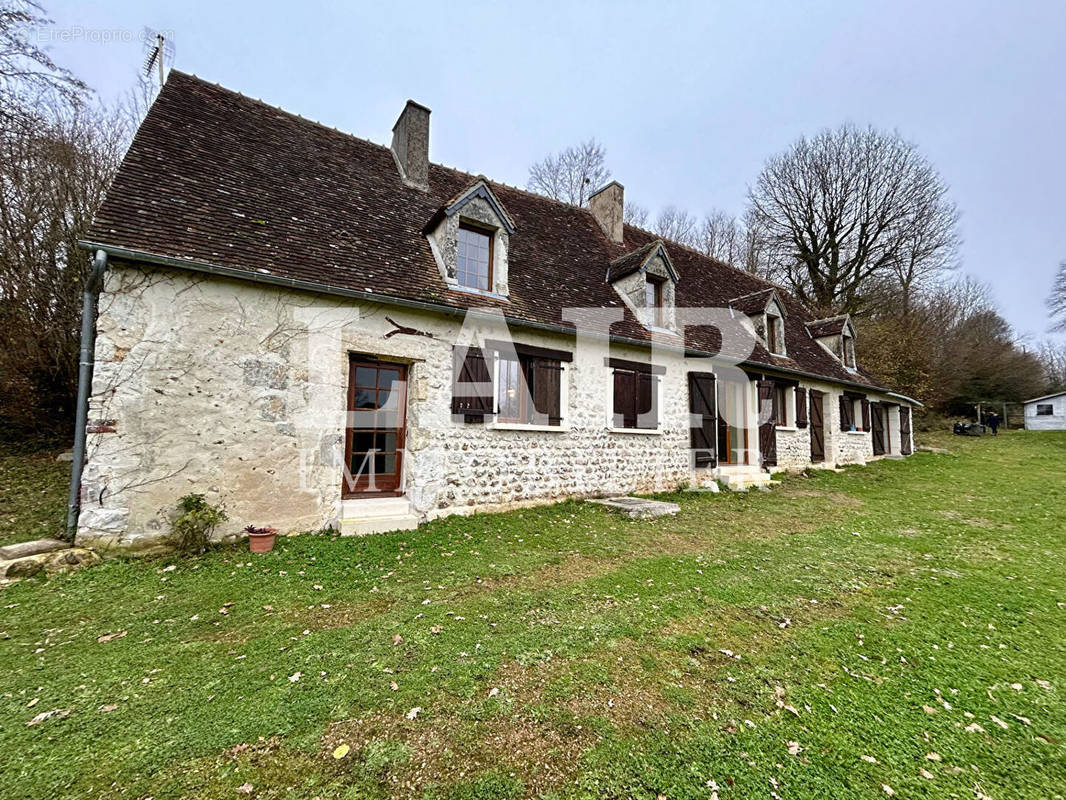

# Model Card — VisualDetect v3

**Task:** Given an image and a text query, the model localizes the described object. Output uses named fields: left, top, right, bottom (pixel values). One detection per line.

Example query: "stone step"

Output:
left=715, top=467, right=774, bottom=491
left=340, top=496, right=419, bottom=536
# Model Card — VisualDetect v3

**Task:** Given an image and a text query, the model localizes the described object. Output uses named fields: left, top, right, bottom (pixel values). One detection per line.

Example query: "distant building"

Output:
left=1023, top=391, right=1066, bottom=430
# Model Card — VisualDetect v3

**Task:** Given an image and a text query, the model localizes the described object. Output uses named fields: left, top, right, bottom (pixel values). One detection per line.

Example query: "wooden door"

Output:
left=343, top=358, right=407, bottom=495
left=900, top=407, right=912, bottom=455
left=872, top=404, right=886, bottom=455
left=810, top=390, right=825, bottom=463
left=688, top=372, right=717, bottom=468
left=757, top=380, right=777, bottom=468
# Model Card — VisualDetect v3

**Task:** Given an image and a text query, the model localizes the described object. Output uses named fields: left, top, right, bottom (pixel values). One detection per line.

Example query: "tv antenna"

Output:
left=142, top=30, right=174, bottom=87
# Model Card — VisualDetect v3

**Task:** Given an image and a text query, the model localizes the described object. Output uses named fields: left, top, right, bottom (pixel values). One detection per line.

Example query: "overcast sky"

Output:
left=39, top=0, right=1066, bottom=343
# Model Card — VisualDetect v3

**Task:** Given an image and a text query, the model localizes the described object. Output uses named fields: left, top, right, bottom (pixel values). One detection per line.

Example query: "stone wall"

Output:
left=77, top=263, right=909, bottom=552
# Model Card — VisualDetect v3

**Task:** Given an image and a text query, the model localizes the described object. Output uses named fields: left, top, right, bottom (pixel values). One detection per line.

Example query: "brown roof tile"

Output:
left=87, top=71, right=889, bottom=392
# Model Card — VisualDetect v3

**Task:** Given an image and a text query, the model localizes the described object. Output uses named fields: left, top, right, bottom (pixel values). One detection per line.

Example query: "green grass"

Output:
left=1, top=431, right=1064, bottom=799
left=0, top=446, right=70, bottom=547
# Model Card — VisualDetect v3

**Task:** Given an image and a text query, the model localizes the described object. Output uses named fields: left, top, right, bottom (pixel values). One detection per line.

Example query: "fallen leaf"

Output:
left=406, top=707, right=421, bottom=720
left=973, top=784, right=993, bottom=800
left=98, top=704, right=118, bottom=713
left=332, top=744, right=350, bottom=759
left=288, top=671, right=302, bottom=683
left=964, top=722, right=985, bottom=733
left=882, top=784, right=895, bottom=796
left=26, top=708, right=70, bottom=726
left=1036, top=679, right=1052, bottom=690
left=926, top=752, right=942, bottom=761
left=488, top=687, right=499, bottom=698
left=390, top=681, right=398, bottom=691
left=922, top=705, right=939, bottom=714
left=787, top=741, right=802, bottom=756
left=990, top=715, right=1008, bottom=730
left=919, top=768, right=935, bottom=780
left=97, top=631, right=127, bottom=643
left=236, top=783, right=253, bottom=794
left=1010, top=713, right=1031, bottom=726
left=861, top=755, right=877, bottom=764
left=430, top=626, right=442, bottom=635
left=392, top=634, right=403, bottom=645
left=26, top=697, right=38, bottom=708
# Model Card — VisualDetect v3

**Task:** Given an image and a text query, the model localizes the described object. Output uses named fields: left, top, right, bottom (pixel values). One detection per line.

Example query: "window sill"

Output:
left=608, top=426, right=663, bottom=435
left=846, top=429, right=868, bottom=436
left=446, top=284, right=511, bottom=302
left=489, top=422, right=569, bottom=433
left=775, top=425, right=798, bottom=432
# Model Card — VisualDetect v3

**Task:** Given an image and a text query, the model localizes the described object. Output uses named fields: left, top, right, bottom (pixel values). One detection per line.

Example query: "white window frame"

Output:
left=487, top=350, right=570, bottom=432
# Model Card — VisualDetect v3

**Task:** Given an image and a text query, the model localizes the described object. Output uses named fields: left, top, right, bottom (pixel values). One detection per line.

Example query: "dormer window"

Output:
left=425, top=179, right=515, bottom=297
left=456, top=222, right=493, bottom=291
left=645, top=276, right=664, bottom=327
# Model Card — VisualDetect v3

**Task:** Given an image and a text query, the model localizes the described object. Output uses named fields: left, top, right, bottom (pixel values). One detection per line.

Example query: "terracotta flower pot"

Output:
left=246, top=526, right=278, bottom=553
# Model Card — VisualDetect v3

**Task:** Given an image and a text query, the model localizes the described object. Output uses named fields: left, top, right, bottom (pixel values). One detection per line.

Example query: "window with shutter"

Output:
left=610, top=362, right=661, bottom=430
left=452, top=346, right=493, bottom=422
left=480, top=340, right=570, bottom=427
left=795, top=387, right=808, bottom=428
left=839, top=394, right=853, bottom=431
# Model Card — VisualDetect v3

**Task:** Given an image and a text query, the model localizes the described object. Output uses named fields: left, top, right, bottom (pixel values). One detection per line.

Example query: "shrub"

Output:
left=170, top=493, right=227, bottom=554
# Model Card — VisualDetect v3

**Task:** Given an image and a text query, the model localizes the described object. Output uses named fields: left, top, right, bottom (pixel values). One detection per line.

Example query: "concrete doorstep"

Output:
left=590, top=497, right=680, bottom=519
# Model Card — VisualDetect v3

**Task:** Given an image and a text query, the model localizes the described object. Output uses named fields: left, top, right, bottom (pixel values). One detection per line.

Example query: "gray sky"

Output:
left=40, top=0, right=1066, bottom=343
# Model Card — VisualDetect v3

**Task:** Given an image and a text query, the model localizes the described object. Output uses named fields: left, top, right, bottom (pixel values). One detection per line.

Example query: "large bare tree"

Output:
left=527, top=139, right=610, bottom=207
left=747, top=124, right=959, bottom=315
left=1048, top=260, right=1066, bottom=331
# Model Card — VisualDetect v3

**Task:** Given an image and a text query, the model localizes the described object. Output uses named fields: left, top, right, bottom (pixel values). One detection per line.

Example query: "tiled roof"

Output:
left=87, top=71, right=888, bottom=392
left=729, top=288, right=777, bottom=316
left=806, top=316, right=850, bottom=338
left=607, top=240, right=663, bottom=282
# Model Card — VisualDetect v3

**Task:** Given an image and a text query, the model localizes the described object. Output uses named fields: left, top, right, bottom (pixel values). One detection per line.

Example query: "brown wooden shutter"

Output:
left=809, top=390, right=825, bottom=463
left=900, top=407, right=913, bottom=455
left=451, top=346, right=492, bottom=422
left=637, top=372, right=657, bottom=429
left=688, top=372, right=717, bottom=467
left=795, top=386, right=808, bottom=428
left=757, top=379, right=777, bottom=467
left=861, top=398, right=871, bottom=432
left=839, top=395, right=852, bottom=431
left=530, top=358, right=563, bottom=426
left=613, top=369, right=633, bottom=428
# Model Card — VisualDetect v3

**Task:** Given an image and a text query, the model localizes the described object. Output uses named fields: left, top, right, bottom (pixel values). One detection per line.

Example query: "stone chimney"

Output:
left=588, top=181, right=625, bottom=244
left=391, top=100, right=431, bottom=191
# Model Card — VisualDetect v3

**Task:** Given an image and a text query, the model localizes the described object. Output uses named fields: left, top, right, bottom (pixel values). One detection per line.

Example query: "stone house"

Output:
left=73, top=72, right=918, bottom=552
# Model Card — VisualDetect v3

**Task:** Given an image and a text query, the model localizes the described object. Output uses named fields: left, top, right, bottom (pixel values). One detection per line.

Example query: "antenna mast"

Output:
left=143, top=33, right=167, bottom=87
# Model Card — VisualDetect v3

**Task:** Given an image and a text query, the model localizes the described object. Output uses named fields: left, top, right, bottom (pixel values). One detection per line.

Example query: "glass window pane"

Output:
left=353, top=430, right=375, bottom=452
left=354, top=388, right=377, bottom=409
left=377, top=432, right=397, bottom=453
left=374, top=453, right=395, bottom=475
left=355, top=367, right=377, bottom=387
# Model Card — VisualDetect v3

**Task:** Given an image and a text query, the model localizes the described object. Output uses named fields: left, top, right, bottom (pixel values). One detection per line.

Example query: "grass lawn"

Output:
left=0, top=445, right=70, bottom=547
left=1, top=431, right=1064, bottom=799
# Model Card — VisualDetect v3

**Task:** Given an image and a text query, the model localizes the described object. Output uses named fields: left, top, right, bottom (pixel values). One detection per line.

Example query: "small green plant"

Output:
left=170, top=493, right=227, bottom=554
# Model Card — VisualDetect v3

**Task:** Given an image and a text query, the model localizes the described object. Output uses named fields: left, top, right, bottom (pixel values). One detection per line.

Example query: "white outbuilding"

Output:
left=1023, top=391, right=1066, bottom=430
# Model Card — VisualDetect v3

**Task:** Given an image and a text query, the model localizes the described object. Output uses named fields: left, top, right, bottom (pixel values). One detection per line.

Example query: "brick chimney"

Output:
left=391, top=100, right=431, bottom=191
left=588, top=181, right=624, bottom=244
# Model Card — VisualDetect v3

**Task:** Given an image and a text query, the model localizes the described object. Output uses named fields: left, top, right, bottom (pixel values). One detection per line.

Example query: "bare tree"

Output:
left=747, top=124, right=960, bottom=315
left=1038, top=340, right=1066, bottom=391
left=0, top=99, right=129, bottom=436
left=527, top=139, right=610, bottom=207
left=698, top=210, right=744, bottom=263
left=652, top=205, right=697, bottom=247
left=1048, top=260, right=1066, bottom=331
left=0, top=1, right=88, bottom=128
left=623, top=201, right=648, bottom=228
